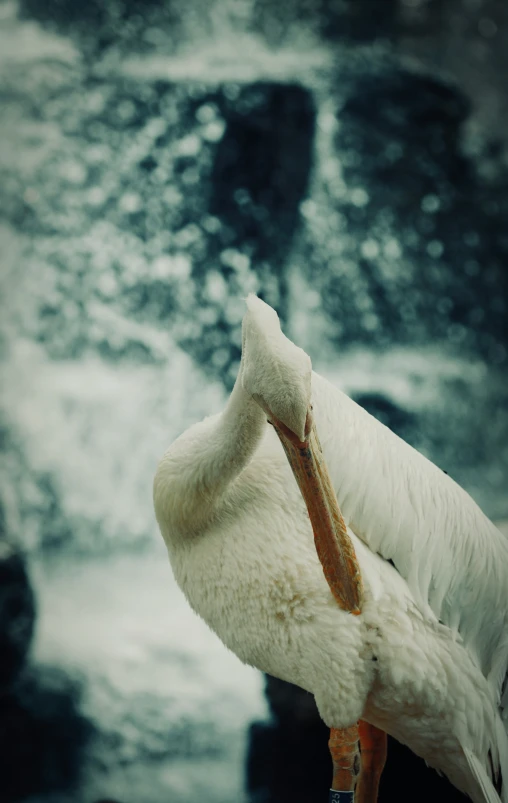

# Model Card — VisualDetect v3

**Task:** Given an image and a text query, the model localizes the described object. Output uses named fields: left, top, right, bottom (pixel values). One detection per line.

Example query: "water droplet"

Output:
left=361, top=239, right=379, bottom=259
left=351, top=188, right=369, bottom=208
left=427, top=240, right=444, bottom=259
left=421, top=194, right=440, bottom=214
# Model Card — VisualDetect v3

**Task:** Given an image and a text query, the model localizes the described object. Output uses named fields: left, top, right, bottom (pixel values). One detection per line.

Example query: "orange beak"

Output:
left=270, top=409, right=363, bottom=616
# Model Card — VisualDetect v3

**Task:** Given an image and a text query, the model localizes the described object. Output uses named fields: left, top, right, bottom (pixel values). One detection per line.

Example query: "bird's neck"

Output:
left=155, top=362, right=267, bottom=540
left=215, top=362, right=268, bottom=488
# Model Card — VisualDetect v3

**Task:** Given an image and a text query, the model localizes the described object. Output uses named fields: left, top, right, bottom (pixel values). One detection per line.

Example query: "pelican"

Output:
left=153, top=295, right=508, bottom=802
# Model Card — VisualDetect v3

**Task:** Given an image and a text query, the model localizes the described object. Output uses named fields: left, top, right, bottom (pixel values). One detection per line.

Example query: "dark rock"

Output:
left=0, top=666, right=94, bottom=802
left=379, top=736, right=469, bottom=802
left=252, top=0, right=398, bottom=46
left=320, top=0, right=399, bottom=43
left=337, top=68, right=471, bottom=211
left=176, top=81, right=317, bottom=388
left=263, top=674, right=322, bottom=727
left=0, top=540, right=36, bottom=692
left=303, top=64, right=508, bottom=363
left=209, top=81, right=316, bottom=319
left=210, top=82, right=315, bottom=268
left=246, top=675, right=330, bottom=803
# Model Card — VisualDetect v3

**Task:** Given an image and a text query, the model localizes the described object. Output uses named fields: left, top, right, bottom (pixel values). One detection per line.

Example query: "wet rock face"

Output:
left=252, top=0, right=399, bottom=46
left=337, top=68, right=471, bottom=203
left=0, top=540, right=36, bottom=692
left=0, top=668, right=93, bottom=803
left=305, top=64, right=508, bottom=362
left=246, top=675, right=330, bottom=803
left=210, top=82, right=315, bottom=270
left=0, top=533, right=93, bottom=802
left=192, top=81, right=316, bottom=374
left=320, top=0, right=400, bottom=42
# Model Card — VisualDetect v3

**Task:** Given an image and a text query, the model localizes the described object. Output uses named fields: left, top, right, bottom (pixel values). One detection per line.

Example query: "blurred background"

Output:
left=0, top=0, right=507, bottom=801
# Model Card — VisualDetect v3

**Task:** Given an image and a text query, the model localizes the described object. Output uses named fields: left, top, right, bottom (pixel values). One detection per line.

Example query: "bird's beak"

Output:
left=269, top=409, right=363, bottom=616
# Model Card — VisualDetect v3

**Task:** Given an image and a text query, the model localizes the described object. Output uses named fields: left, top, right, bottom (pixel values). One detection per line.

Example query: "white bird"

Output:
left=154, top=295, right=508, bottom=803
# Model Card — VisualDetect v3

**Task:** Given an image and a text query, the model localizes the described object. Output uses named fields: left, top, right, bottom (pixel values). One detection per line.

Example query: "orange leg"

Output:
left=329, top=724, right=361, bottom=802
left=356, top=720, right=387, bottom=803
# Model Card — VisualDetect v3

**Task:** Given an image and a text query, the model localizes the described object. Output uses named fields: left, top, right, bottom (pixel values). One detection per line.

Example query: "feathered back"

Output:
left=314, top=373, right=508, bottom=710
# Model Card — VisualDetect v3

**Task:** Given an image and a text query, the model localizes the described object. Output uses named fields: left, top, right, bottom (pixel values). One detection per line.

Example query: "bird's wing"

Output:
left=312, top=371, right=508, bottom=696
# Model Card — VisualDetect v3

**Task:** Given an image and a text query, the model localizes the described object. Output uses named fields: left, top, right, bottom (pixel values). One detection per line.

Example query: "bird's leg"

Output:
left=266, top=407, right=367, bottom=801
left=267, top=408, right=364, bottom=615
left=356, top=721, right=387, bottom=803
left=329, top=724, right=361, bottom=802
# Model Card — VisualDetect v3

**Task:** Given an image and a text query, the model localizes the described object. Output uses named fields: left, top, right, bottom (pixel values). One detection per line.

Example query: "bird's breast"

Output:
left=166, top=499, right=344, bottom=688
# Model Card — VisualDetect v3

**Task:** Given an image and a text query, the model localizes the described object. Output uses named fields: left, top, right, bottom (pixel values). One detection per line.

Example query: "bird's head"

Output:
left=241, top=295, right=312, bottom=442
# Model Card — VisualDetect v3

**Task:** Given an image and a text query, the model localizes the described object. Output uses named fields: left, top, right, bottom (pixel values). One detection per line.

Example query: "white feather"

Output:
left=464, top=750, right=504, bottom=803
left=312, top=371, right=508, bottom=690
left=154, top=296, right=508, bottom=802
